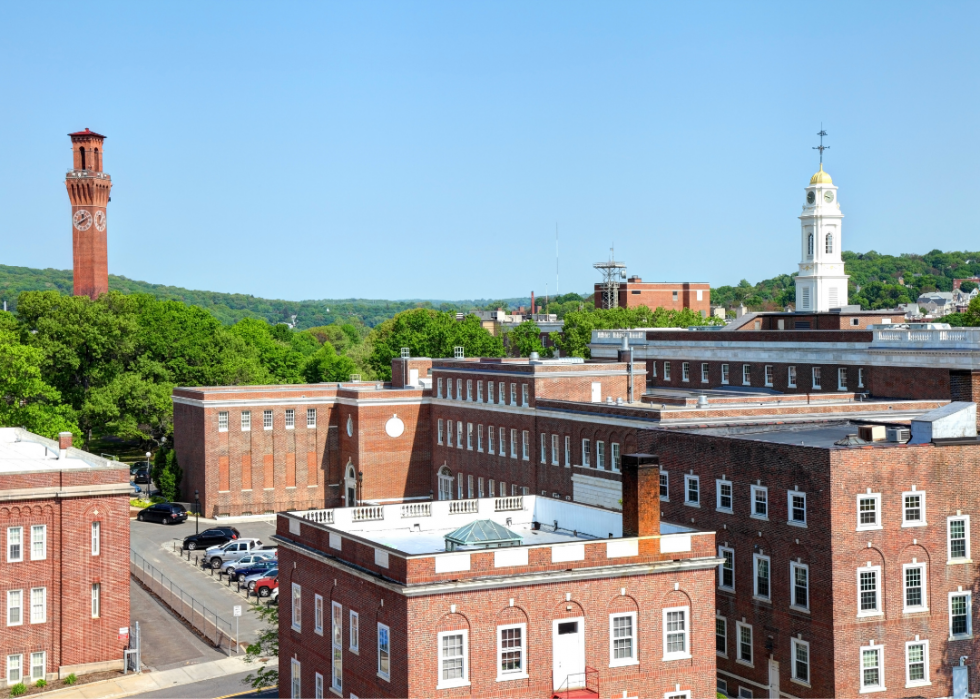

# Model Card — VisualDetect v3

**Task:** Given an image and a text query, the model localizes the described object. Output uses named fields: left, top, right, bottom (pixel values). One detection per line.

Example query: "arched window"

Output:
left=344, top=464, right=357, bottom=507
left=807, top=234, right=814, bottom=257
left=825, top=233, right=833, bottom=254
left=79, top=147, right=86, bottom=170
left=94, top=148, right=100, bottom=170
left=438, top=466, right=454, bottom=501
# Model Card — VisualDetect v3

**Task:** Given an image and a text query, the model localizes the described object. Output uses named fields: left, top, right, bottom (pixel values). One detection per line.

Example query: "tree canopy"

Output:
left=554, top=306, right=721, bottom=359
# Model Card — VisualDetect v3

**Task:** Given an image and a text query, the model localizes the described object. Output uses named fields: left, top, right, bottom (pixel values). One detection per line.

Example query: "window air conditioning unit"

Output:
left=886, top=428, right=911, bottom=443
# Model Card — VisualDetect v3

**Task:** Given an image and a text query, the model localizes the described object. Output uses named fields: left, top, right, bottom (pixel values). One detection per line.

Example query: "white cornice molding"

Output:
left=172, top=395, right=429, bottom=409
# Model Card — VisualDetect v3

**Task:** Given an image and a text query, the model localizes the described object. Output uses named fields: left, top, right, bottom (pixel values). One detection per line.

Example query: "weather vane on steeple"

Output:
left=813, top=125, right=829, bottom=166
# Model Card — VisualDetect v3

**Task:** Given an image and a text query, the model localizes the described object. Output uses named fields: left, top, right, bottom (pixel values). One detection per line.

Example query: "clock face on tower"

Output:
left=73, top=210, right=92, bottom=231
left=94, top=210, right=106, bottom=232
left=824, top=190, right=835, bottom=203
left=806, top=191, right=815, bottom=204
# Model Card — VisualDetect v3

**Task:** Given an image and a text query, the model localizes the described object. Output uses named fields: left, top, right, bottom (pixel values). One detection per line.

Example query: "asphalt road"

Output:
left=131, top=579, right=227, bottom=671
left=129, top=670, right=277, bottom=699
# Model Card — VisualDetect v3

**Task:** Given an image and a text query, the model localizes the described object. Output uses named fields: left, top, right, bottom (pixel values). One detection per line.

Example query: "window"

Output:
left=857, top=567, right=881, bottom=615
left=91, top=521, right=101, bottom=556
left=457, top=379, right=462, bottom=400
left=736, top=622, right=753, bottom=665
left=791, top=638, right=810, bottom=685
left=241, top=410, right=252, bottom=431
left=457, top=473, right=463, bottom=499
left=488, top=426, right=495, bottom=454
left=7, top=590, right=22, bottom=626
left=498, top=427, right=505, bottom=455
left=721, top=364, right=729, bottom=384
left=788, top=366, right=797, bottom=388
left=497, top=624, right=526, bottom=679
left=6, top=655, right=21, bottom=685
left=716, top=479, right=733, bottom=512
left=682, top=362, right=690, bottom=382
left=498, top=381, right=505, bottom=404
left=551, top=435, right=559, bottom=465
left=291, top=658, right=301, bottom=699
left=7, top=526, right=22, bottom=562
left=350, top=610, right=359, bottom=651
left=791, top=562, right=809, bottom=611
left=467, top=423, right=473, bottom=450
left=437, top=419, right=444, bottom=444
left=662, top=607, right=690, bottom=660
left=29, top=652, right=44, bottom=683
left=30, top=587, right=45, bottom=624
left=477, top=381, right=483, bottom=402
left=948, top=516, right=970, bottom=561
left=751, top=485, right=768, bottom=519
left=610, top=613, right=637, bottom=666
left=564, top=436, right=571, bottom=467
left=377, top=623, right=391, bottom=680
left=331, top=602, right=342, bottom=691
left=582, top=439, right=591, bottom=467
left=466, top=380, right=472, bottom=401
left=753, top=554, right=771, bottom=600
left=467, top=475, right=473, bottom=499
left=651, top=361, right=656, bottom=378
left=596, top=441, right=605, bottom=470
left=684, top=475, right=699, bottom=505
left=315, top=672, right=323, bottom=699
left=478, top=477, right=484, bottom=497
left=742, top=364, right=751, bottom=385
left=30, top=525, right=46, bottom=561
left=903, top=492, right=925, bottom=526
left=838, top=367, right=847, bottom=390
left=509, top=383, right=516, bottom=405
left=488, top=381, right=495, bottom=404
left=861, top=645, right=883, bottom=692
left=826, top=232, right=833, bottom=253
left=447, top=420, right=453, bottom=447
left=788, top=490, right=807, bottom=525
left=903, top=563, right=927, bottom=612
left=489, top=480, right=495, bottom=497
left=283, top=409, right=294, bottom=429
left=218, top=411, right=229, bottom=431
left=438, top=630, right=469, bottom=688
left=857, top=493, right=881, bottom=530
left=672, top=290, right=678, bottom=301
left=437, top=378, right=444, bottom=398
left=663, top=362, right=671, bottom=380
left=950, top=591, right=972, bottom=638
left=91, top=583, right=100, bottom=618
left=516, top=429, right=524, bottom=459
left=478, top=425, right=484, bottom=452
left=263, top=410, right=273, bottom=430
left=611, top=443, right=621, bottom=472
left=858, top=368, right=865, bottom=388
left=807, top=232, right=814, bottom=257
left=718, top=546, right=734, bottom=591
left=905, top=641, right=929, bottom=687
left=701, top=363, right=709, bottom=383
left=307, top=408, right=317, bottom=427
left=314, top=595, right=324, bottom=635
left=457, top=422, right=463, bottom=449
left=522, top=384, right=529, bottom=406
left=291, top=583, right=302, bottom=631
left=764, top=365, right=773, bottom=387
left=659, top=471, right=669, bottom=500
left=812, top=367, right=822, bottom=389
left=716, top=616, right=727, bottom=656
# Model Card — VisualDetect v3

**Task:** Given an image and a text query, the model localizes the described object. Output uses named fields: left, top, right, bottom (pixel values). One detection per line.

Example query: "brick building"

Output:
left=0, top=428, right=130, bottom=685
left=593, top=277, right=711, bottom=316
left=274, top=460, right=721, bottom=699
left=66, top=129, right=111, bottom=300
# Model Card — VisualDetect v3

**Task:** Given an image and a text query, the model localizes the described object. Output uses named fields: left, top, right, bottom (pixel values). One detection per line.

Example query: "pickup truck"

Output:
left=204, top=538, right=268, bottom=569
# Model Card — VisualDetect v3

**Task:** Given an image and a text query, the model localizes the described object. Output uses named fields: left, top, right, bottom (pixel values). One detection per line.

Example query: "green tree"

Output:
left=554, top=306, right=721, bottom=359
left=507, top=321, right=546, bottom=358
left=152, top=447, right=182, bottom=502
left=228, top=318, right=305, bottom=383
left=959, top=281, right=978, bottom=294
left=242, top=602, right=278, bottom=689
left=944, top=297, right=980, bottom=327
left=303, top=343, right=359, bottom=383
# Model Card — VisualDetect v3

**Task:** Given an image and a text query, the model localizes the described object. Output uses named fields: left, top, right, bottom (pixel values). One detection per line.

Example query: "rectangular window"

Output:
left=437, top=419, right=444, bottom=444
left=718, top=546, right=735, bottom=591
left=477, top=381, right=483, bottom=402
left=91, top=521, right=101, bottom=556
left=91, top=583, right=100, bottom=618
left=512, top=429, right=520, bottom=459
left=682, top=362, right=690, bottom=382
left=350, top=610, right=359, bottom=651
left=812, top=367, right=822, bottom=389
left=438, top=630, right=469, bottom=688
left=241, top=410, right=251, bottom=431
left=488, top=426, right=495, bottom=454
left=7, top=526, right=22, bottom=562
left=903, top=492, right=925, bottom=526
left=788, top=490, right=807, bottom=525
left=857, top=493, right=881, bottom=530
left=737, top=622, right=753, bottom=665
left=788, top=366, right=797, bottom=388
left=540, top=433, right=546, bottom=463
left=791, top=638, right=810, bottom=685
left=467, top=475, right=473, bottom=499
left=331, top=601, right=342, bottom=691
left=30, top=587, right=45, bottom=624
left=437, top=378, right=443, bottom=398
left=950, top=592, right=972, bottom=638
left=596, top=441, right=605, bottom=470
left=489, top=480, right=495, bottom=497
left=509, top=383, right=516, bottom=405
left=721, top=363, right=730, bottom=384
left=701, top=363, right=709, bottom=383
left=29, top=652, right=44, bottom=683
left=263, top=409, right=273, bottom=430
left=285, top=409, right=295, bottom=429
left=716, top=616, right=727, bottom=657
left=858, top=567, right=881, bottom=615
left=611, top=442, right=621, bottom=472
left=764, top=365, right=773, bottom=386
left=488, top=381, right=495, bottom=404
left=478, top=477, right=484, bottom=498
left=218, top=411, right=229, bottom=431
left=662, top=607, right=690, bottom=660
left=7, top=590, right=22, bottom=626
left=522, top=384, right=528, bottom=406
left=498, top=427, right=505, bottom=455
left=498, top=381, right=505, bottom=404
left=663, top=362, right=671, bottom=380
left=30, top=525, right=46, bottom=561
left=291, top=658, right=301, bottom=699
left=906, top=641, right=929, bottom=686
left=497, top=624, right=526, bottom=679
left=292, top=583, right=302, bottom=631
left=791, top=562, right=809, bottom=611
left=861, top=645, right=883, bottom=692
left=610, top=612, right=637, bottom=666
left=6, top=655, right=21, bottom=685
left=314, top=595, right=324, bottom=635
left=838, top=367, right=848, bottom=390
left=456, top=421, right=463, bottom=449
left=478, top=425, right=484, bottom=452
left=378, top=623, right=391, bottom=680
left=742, top=364, right=751, bottom=385
left=903, top=563, right=927, bottom=612
left=716, top=479, right=733, bottom=512
left=315, top=673, right=323, bottom=699
left=751, top=485, right=768, bottom=519
left=948, top=516, right=970, bottom=561
left=457, top=379, right=462, bottom=400
left=582, top=439, right=591, bottom=467
left=858, top=368, right=865, bottom=388
left=551, top=435, right=559, bottom=465
left=457, top=473, right=463, bottom=500
left=447, top=420, right=453, bottom=447
left=753, top=554, right=771, bottom=600
left=660, top=471, right=669, bottom=501
left=564, top=436, right=571, bottom=466
left=466, top=380, right=472, bottom=401
left=307, top=408, right=317, bottom=428
left=467, top=423, right=473, bottom=450
left=685, top=475, right=700, bottom=505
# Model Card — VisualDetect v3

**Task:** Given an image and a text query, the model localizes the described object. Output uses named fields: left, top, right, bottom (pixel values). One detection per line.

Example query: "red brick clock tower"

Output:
left=66, top=128, right=112, bottom=299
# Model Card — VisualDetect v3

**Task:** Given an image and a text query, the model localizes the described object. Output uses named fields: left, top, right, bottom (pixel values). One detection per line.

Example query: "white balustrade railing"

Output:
left=351, top=505, right=384, bottom=522
left=400, top=502, right=432, bottom=518
left=593, top=330, right=648, bottom=342
left=302, top=509, right=334, bottom=524
left=495, top=496, right=523, bottom=512
left=873, top=328, right=980, bottom=346
left=448, top=499, right=478, bottom=514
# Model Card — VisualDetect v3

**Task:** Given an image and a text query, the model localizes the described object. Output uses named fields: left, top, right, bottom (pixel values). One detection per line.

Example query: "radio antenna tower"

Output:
left=593, top=246, right=627, bottom=309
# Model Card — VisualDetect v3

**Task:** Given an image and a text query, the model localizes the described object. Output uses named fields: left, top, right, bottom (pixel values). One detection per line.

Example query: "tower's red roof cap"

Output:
left=68, top=128, right=106, bottom=139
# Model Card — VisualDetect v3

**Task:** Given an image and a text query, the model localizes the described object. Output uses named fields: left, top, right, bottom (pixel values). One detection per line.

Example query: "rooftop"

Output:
left=0, top=428, right=112, bottom=473
left=688, top=420, right=913, bottom=449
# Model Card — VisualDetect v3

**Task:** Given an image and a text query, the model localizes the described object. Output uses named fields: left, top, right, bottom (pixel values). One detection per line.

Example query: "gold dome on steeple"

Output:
left=809, top=164, right=833, bottom=185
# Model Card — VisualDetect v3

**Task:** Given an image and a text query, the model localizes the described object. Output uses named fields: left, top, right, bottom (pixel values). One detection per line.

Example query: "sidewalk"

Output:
left=42, top=655, right=276, bottom=699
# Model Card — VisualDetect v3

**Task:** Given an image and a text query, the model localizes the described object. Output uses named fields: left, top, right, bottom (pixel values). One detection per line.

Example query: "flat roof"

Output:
left=0, top=428, right=109, bottom=473
left=686, top=420, right=912, bottom=449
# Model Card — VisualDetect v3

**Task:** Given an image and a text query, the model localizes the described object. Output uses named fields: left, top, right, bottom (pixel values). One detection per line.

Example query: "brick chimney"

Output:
left=58, top=432, right=73, bottom=459
left=621, top=453, right=661, bottom=537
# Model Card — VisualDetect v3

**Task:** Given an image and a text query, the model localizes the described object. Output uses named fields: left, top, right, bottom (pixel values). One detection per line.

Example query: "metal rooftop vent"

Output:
left=444, top=519, right=522, bottom=552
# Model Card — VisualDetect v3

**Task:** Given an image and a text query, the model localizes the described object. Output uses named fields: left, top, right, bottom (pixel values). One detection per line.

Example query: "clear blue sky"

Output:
left=2, top=2, right=978, bottom=301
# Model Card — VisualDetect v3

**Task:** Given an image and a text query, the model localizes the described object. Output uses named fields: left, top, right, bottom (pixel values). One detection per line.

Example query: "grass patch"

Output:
left=130, top=496, right=166, bottom=509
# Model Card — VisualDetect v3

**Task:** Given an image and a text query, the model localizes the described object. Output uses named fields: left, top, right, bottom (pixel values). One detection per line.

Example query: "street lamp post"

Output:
left=144, top=451, right=151, bottom=502
left=194, top=489, right=200, bottom=534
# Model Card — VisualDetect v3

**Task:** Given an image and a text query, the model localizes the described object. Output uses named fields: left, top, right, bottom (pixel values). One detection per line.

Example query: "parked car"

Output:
left=221, top=553, right=276, bottom=578
left=133, top=468, right=151, bottom=484
left=253, top=573, right=279, bottom=597
left=130, top=483, right=143, bottom=496
left=244, top=567, right=278, bottom=591
left=182, top=527, right=241, bottom=551
left=130, top=461, right=151, bottom=475
left=204, top=538, right=265, bottom=569
left=135, top=502, right=188, bottom=525
left=269, top=586, right=278, bottom=604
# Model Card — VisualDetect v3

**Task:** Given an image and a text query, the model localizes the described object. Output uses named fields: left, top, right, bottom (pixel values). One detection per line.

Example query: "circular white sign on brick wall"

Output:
left=385, top=415, right=405, bottom=438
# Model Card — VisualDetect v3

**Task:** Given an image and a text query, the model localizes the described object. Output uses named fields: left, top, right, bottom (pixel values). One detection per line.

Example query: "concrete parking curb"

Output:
left=39, top=655, right=276, bottom=699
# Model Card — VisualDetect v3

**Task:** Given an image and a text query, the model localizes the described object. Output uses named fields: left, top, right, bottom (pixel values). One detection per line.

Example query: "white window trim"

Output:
left=742, top=364, right=751, bottom=386
left=314, top=672, right=324, bottom=699
left=715, top=614, right=727, bottom=658
left=735, top=621, right=753, bottom=667
left=659, top=470, right=669, bottom=502
left=859, top=643, right=885, bottom=693
left=496, top=622, right=528, bottom=681
left=609, top=611, right=639, bottom=667
left=904, top=639, right=931, bottom=688
left=718, top=546, right=735, bottom=592
left=314, top=594, right=324, bottom=635
left=291, top=583, right=302, bottom=631
left=684, top=475, right=700, bottom=507
left=6, top=654, right=22, bottom=685
left=753, top=553, right=771, bottom=602
left=350, top=610, right=359, bottom=652
left=901, top=490, right=927, bottom=527
left=30, top=525, right=46, bottom=561
left=29, top=587, right=46, bottom=624
left=721, top=363, right=729, bottom=384
left=790, top=637, right=811, bottom=687
left=764, top=365, right=773, bottom=387
left=701, top=363, right=709, bottom=383
left=788, top=366, right=797, bottom=388
left=787, top=490, right=807, bottom=527
left=241, top=411, right=251, bottom=431
left=750, top=485, right=768, bottom=520
left=437, top=629, right=470, bottom=689
left=290, top=658, right=301, bottom=699
left=551, top=434, right=559, bottom=465
left=681, top=361, right=690, bottom=382
left=858, top=368, right=865, bottom=388
left=856, top=565, right=883, bottom=618
left=856, top=493, right=882, bottom=531
left=716, top=478, right=733, bottom=513
left=947, top=515, right=971, bottom=563
left=377, top=622, right=391, bottom=681
left=812, top=367, right=822, bottom=390
left=661, top=606, right=691, bottom=661
left=218, top=411, right=229, bottom=432
left=29, top=651, right=44, bottom=683
left=902, top=562, right=928, bottom=613
left=596, top=440, right=605, bottom=470
left=838, top=367, right=848, bottom=391
left=263, top=410, right=273, bottom=430
left=949, top=590, right=973, bottom=640
left=91, top=521, right=101, bottom=556
left=437, top=419, right=443, bottom=444
left=790, top=561, right=810, bottom=612
left=285, top=408, right=295, bottom=429
left=7, top=589, right=22, bottom=626
left=307, top=408, right=317, bottom=428
left=7, top=526, right=23, bottom=563
left=91, top=582, right=100, bottom=618
left=467, top=423, right=473, bottom=450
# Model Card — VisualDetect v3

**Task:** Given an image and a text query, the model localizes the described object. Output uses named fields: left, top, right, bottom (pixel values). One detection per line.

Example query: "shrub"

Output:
left=64, top=673, right=77, bottom=685
left=10, top=682, right=26, bottom=696
left=35, top=678, right=47, bottom=688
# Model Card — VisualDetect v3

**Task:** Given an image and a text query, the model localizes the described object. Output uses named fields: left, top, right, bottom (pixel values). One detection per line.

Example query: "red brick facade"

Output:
left=66, top=129, right=111, bottom=300
left=594, top=279, right=711, bottom=316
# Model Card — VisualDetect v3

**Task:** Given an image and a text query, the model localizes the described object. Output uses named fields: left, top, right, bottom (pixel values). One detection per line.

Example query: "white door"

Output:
left=953, top=665, right=969, bottom=698
left=409, top=368, right=419, bottom=387
left=768, top=659, right=780, bottom=698
left=553, top=617, right=585, bottom=690
left=590, top=382, right=601, bottom=403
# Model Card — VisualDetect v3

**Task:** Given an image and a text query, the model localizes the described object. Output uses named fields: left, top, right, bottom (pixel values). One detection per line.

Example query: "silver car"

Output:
left=204, top=538, right=265, bottom=569
left=220, top=551, right=275, bottom=577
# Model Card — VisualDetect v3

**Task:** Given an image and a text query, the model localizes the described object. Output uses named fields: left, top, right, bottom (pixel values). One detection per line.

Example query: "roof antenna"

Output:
left=813, top=124, right=829, bottom=166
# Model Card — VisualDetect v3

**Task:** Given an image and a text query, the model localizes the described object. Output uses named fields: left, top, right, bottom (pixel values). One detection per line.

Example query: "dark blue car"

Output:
left=234, top=559, right=278, bottom=582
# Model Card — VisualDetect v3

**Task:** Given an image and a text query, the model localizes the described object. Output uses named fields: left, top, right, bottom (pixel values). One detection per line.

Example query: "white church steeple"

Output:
left=795, top=129, right=848, bottom=312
